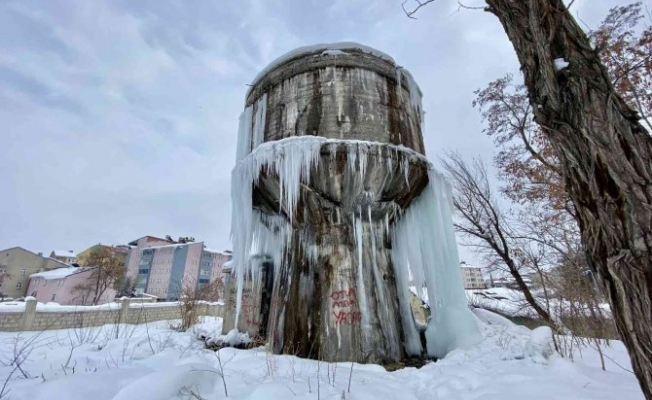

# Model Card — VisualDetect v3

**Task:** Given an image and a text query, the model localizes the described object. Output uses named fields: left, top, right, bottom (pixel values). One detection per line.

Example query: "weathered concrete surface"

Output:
left=246, top=49, right=425, bottom=155
left=221, top=265, right=265, bottom=337
left=237, top=45, right=429, bottom=364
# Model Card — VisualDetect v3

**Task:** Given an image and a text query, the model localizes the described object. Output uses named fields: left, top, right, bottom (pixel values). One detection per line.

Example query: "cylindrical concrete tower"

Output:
left=229, top=43, right=434, bottom=364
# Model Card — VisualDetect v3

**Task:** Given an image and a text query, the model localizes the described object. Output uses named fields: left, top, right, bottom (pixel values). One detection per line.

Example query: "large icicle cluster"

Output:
left=230, top=130, right=481, bottom=358
left=230, top=134, right=424, bottom=325
left=391, top=170, right=481, bottom=358
left=235, top=95, right=267, bottom=163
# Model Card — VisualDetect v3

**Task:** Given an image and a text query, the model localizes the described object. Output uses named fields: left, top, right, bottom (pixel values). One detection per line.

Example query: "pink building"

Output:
left=124, top=236, right=175, bottom=279
left=124, top=237, right=230, bottom=300
left=27, top=267, right=117, bottom=305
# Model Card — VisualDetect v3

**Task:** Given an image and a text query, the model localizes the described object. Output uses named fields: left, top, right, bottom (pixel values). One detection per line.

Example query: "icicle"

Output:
left=404, top=70, right=425, bottom=132
left=358, top=143, right=368, bottom=183
left=384, top=213, right=390, bottom=238
left=368, top=206, right=400, bottom=356
left=353, top=207, right=371, bottom=343
left=348, top=142, right=358, bottom=176
left=235, top=106, right=254, bottom=163
left=401, top=156, right=410, bottom=187
left=251, top=94, right=268, bottom=150
left=391, top=169, right=481, bottom=358
left=395, top=67, right=403, bottom=104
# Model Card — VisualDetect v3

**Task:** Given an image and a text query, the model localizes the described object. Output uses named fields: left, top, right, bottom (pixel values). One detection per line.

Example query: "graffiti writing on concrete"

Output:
left=242, top=293, right=260, bottom=326
left=333, top=310, right=362, bottom=325
left=331, top=287, right=361, bottom=325
left=241, top=290, right=260, bottom=326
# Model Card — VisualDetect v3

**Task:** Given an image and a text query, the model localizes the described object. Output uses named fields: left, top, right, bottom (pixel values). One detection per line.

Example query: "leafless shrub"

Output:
left=347, top=362, right=354, bottom=394
left=265, top=343, right=278, bottom=377
left=213, top=349, right=233, bottom=397
left=175, top=278, right=223, bottom=332
left=0, top=331, right=53, bottom=399
left=497, top=327, right=513, bottom=350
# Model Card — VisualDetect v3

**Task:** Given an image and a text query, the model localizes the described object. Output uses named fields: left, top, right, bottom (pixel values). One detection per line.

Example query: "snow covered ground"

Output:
left=0, top=313, right=642, bottom=400
left=466, top=288, right=611, bottom=319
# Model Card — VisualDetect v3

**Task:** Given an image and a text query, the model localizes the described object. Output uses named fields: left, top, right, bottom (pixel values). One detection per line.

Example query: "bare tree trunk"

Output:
left=442, top=154, right=559, bottom=328
left=93, top=270, right=102, bottom=306
left=502, top=253, right=558, bottom=327
left=484, top=1, right=652, bottom=397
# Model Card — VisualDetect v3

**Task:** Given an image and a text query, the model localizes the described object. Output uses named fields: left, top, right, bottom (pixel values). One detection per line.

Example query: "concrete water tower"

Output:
left=227, top=43, right=475, bottom=364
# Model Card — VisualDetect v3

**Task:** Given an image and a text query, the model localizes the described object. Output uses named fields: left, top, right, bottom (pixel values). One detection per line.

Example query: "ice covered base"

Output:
left=230, top=135, right=481, bottom=361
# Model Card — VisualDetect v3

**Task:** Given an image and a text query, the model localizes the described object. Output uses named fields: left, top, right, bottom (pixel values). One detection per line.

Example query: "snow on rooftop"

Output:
left=30, top=267, right=86, bottom=280
left=202, top=248, right=232, bottom=255
left=247, top=42, right=399, bottom=97
left=141, top=242, right=202, bottom=251
left=45, top=257, right=72, bottom=267
left=52, top=250, right=76, bottom=258
left=460, top=264, right=482, bottom=269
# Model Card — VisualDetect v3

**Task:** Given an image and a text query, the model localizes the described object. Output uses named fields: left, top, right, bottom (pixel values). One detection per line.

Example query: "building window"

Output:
left=51, top=294, right=56, bottom=301
left=199, top=278, right=209, bottom=284
left=20, top=269, right=26, bottom=276
left=16, top=282, right=22, bottom=289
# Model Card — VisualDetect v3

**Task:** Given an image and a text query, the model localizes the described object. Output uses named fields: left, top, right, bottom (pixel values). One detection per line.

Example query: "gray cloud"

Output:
left=0, top=0, right=630, bottom=266
left=0, top=65, right=88, bottom=116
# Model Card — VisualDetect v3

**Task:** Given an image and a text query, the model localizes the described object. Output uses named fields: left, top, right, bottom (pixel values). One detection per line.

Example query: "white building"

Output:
left=49, top=250, right=77, bottom=265
left=460, top=262, right=486, bottom=289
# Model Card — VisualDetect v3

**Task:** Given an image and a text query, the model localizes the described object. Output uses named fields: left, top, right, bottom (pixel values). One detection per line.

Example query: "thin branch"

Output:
left=565, top=0, right=576, bottom=11
left=402, top=0, right=437, bottom=19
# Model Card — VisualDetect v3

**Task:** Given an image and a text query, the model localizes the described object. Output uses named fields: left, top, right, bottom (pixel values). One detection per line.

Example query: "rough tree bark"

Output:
left=484, top=0, right=652, bottom=397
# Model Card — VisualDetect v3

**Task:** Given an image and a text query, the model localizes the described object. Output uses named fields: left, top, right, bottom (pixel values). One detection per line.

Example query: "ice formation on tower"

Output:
left=227, top=42, right=480, bottom=363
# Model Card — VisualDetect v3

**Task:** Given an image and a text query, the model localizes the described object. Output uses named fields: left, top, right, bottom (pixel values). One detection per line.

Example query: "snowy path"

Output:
left=0, top=315, right=643, bottom=400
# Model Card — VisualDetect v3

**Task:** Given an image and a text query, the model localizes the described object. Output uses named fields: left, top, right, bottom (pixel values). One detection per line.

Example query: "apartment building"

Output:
left=0, top=247, right=65, bottom=299
left=77, top=244, right=130, bottom=266
left=124, top=236, right=175, bottom=280
left=459, top=262, right=486, bottom=290
left=125, top=236, right=230, bottom=300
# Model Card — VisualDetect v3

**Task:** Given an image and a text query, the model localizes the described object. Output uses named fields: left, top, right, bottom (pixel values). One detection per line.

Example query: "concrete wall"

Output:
left=0, top=298, right=224, bottom=332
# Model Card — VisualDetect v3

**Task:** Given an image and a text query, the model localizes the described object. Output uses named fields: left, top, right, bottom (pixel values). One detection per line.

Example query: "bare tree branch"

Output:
left=401, top=0, right=437, bottom=19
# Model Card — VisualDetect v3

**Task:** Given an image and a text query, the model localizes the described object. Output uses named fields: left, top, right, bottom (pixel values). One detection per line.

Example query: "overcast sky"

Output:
left=0, top=0, right=630, bottom=264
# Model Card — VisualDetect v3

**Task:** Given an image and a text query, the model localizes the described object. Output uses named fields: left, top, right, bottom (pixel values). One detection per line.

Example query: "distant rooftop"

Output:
left=203, top=248, right=232, bottom=255
left=30, top=266, right=88, bottom=280
left=141, top=242, right=204, bottom=251
left=51, top=250, right=77, bottom=258
left=459, top=261, right=481, bottom=269
left=127, top=236, right=175, bottom=246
